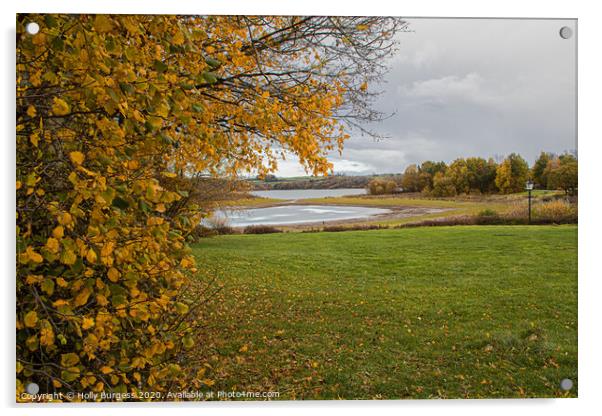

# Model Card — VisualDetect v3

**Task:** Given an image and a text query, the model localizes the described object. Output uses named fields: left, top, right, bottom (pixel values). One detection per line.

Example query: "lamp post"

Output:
left=525, top=180, right=534, bottom=224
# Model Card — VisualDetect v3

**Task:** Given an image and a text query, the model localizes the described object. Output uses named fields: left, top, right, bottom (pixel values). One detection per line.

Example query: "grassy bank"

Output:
left=191, top=225, right=577, bottom=399
left=216, top=196, right=285, bottom=208
left=219, top=192, right=568, bottom=230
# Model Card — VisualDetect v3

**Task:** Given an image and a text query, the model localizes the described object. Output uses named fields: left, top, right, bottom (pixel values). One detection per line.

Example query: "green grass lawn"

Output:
left=191, top=225, right=577, bottom=399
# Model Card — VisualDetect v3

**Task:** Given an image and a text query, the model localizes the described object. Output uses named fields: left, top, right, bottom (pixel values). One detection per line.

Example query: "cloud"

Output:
left=331, top=159, right=374, bottom=174
left=399, top=72, right=502, bottom=107
left=273, top=18, right=577, bottom=176
left=271, top=153, right=376, bottom=177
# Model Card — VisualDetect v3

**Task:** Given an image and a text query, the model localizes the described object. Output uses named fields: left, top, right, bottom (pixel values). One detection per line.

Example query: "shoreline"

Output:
left=222, top=202, right=452, bottom=230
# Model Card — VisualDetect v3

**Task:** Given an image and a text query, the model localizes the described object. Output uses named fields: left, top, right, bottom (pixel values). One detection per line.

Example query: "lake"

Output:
left=211, top=204, right=391, bottom=227
left=250, top=188, right=366, bottom=200
left=206, top=188, right=382, bottom=227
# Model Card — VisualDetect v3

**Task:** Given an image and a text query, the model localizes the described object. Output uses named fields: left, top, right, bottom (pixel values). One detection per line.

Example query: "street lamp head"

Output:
left=525, top=180, right=534, bottom=191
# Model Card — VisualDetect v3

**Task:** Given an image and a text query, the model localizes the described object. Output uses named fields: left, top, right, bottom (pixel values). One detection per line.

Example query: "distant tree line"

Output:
left=368, top=152, right=577, bottom=196
left=252, top=174, right=397, bottom=190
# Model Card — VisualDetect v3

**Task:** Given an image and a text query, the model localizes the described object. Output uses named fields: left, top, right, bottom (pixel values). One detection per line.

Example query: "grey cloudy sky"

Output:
left=275, top=18, right=577, bottom=177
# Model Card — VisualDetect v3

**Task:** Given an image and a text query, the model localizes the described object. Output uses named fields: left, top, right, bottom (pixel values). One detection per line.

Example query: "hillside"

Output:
left=250, top=174, right=402, bottom=190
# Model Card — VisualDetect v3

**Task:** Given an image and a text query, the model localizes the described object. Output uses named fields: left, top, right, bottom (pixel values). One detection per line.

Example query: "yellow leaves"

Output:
left=175, top=302, right=189, bottom=315
left=132, top=109, right=146, bottom=123
left=145, top=340, right=166, bottom=358
left=360, top=81, right=368, bottom=92
left=146, top=216, right=164, bottom=226
left=26, top=274, right=43, bottom=285
left=25, top=246, right=44, bottom=263
left=179, top=256, right=194, bottom=268
left=58, top=212, right=73, bottom=226
left=201, top=378, right=215, bottom=387
left=24, top=311, right=38, bottom=328
left=130, top=305, right=150, bottom=321
left=52, top=225, right=64, bottom=239
left=238, top=344, right=249, bottom=353
left=83, top=333, right=99, bottom=357
left=86, top=248, right=98, bottom=264
left=60, top=248, right=77, bottom=266
left=52, top=299, right=70, bottom=308
left=80, top=375, right=98, bottom=389
left=131, top=356, right=146, bottom=369
left=96, top=294, right=109, bottom=306
left=182, top=335, right=194, bottom=349
left=39, top=320, right=55, bottom=347
left=31, top=32, right=47, bottom=46
left=100, top=366, right=114, bottom=374
left=92, top=381, right=105, bottom=393
left=16, top=180, right=22, bottom=190
left=129, top=284, right=140, bottom=296
left=121, top=16, right=139, bottom=35
left=69, top=151, right=85, bottom=165
left=82, top=317, right=95, bottom=330
left=25, top=172, right=38, bottom=188
left=94, top=15, right=114, bottom=33
left=100, top=241, right=115, bottom=258
left=45, top=237, right=60, bottom=253
left=26, top=335, right=39, bottom=351
left=41, top=279, right=55, bottom=296
left=124, top=159, right=139, bottom=170
left=78, top=165, right=98, bottom=178
left=146, top=116, right=163, bottom=130
left=29, top=70, right=42, bottom=87
left=15, top=14, right=366, bottom=396
left=73, top=287, right=92, bottom=307
left=51, top=97, right=70, bottom=116
left=107, top=267, right=120, bottom=282
left=156, top=102, right=170, bottom=118
left=172, top=30, right=185, bottom=45
left=26, top=105, right=36, bottom=117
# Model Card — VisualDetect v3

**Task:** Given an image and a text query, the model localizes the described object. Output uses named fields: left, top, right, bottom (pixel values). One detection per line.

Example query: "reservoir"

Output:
left=211, top=204, right=391, bottom=227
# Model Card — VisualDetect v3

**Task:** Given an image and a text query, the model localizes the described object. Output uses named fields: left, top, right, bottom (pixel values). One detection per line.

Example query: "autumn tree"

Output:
left=431, top=172, right=457, bottom=197
left=532, top=151, right=553, bottom=189
left=446, top=158, right=471, bottom=195
left=545, top=154, right=578, bottom=196
left=400, top=164, right=423, bottom=192
left=367, top=178, right=398, bottom=195
left=465, top=157, right=498, bottom=194
left=495, top=153, right=530, bottom=194
left=417, top=160, right=447, bottom=193
left=16, top=14, right=402, bottom=399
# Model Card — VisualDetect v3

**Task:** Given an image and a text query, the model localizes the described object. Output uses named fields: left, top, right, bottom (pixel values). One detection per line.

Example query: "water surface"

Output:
left=212, top=204, right=390, bottom=227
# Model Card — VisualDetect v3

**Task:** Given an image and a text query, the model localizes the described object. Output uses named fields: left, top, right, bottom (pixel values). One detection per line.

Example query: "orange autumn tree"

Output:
left=16, top=14, right=401, bottom=398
